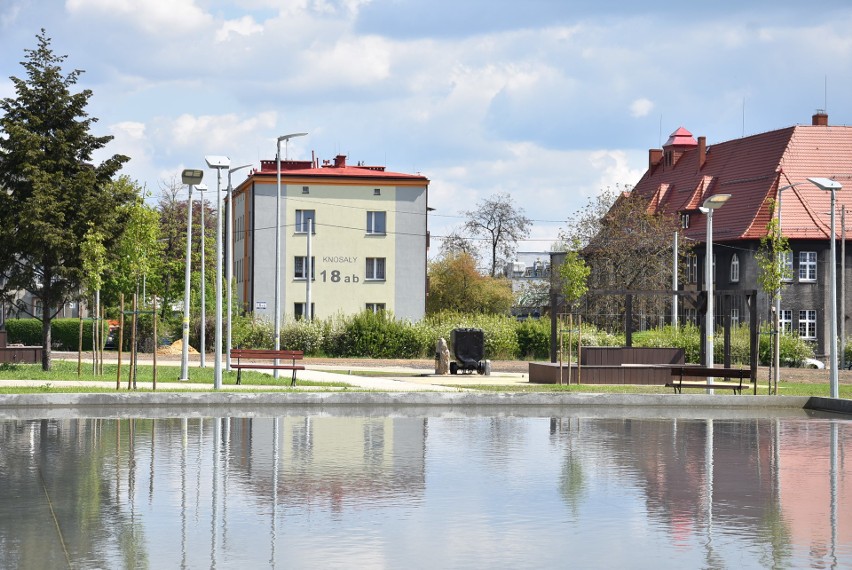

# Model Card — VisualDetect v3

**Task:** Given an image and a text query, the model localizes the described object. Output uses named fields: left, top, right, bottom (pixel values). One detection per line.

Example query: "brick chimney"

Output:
left=649, top=149, right=663, bottom=169
left=813, top=110, right=828, bottom=126
left=333, top=154, right=347, bottom=168
left=697, top=136, right=706, bottom=170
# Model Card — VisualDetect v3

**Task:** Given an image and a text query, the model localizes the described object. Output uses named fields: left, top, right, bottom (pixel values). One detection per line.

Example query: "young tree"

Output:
left=558, top=241, right=590, bottom=312
left=426, top=252, right=514, bottom=314
left=0, top=30, right=131, bottom=370
left=464, top=193, right=531, bottom=277
left=755, top=199, right=792, bottom=394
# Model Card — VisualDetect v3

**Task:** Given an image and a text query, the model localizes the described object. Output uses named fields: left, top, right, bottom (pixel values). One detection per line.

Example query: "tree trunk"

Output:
left=41, top=315, right=52, bottom=371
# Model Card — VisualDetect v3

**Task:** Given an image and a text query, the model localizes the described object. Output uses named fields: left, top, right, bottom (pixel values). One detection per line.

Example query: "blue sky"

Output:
left=2, top=1, right=852, bottom=255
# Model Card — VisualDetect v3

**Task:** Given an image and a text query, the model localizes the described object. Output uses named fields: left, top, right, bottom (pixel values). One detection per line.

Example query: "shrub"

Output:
left=231, top=314, right=274, bottom=350
left=515, top=318, right=550, bottom=360
left=5, top=318, right=42, bottom=346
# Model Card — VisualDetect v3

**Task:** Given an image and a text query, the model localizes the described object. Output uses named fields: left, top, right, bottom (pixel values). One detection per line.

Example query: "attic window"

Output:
left=374, top=188, right=381, bottom=196
left=680, top=213, right=690, bottom=229
left=302, top=186, right=309, bottom=194
left=665, top=151, right=673, bottom=167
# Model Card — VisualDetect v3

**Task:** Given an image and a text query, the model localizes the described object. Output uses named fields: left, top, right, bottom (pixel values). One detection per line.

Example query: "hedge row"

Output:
left=4, top=313, right=817, bottom=365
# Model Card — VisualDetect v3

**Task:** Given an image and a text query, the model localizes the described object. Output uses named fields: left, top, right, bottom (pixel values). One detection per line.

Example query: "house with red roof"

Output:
left=231, top=154, right=429, bottom=321
left=631, top=112, right=852, bottom=357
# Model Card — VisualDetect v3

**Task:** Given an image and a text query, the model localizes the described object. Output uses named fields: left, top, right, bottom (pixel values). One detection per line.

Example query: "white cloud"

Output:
left=215, top=16, right=263, bottom=42
left=629, top=98, right=654, bottom=118
left=65, top=0, right=211, bottom=34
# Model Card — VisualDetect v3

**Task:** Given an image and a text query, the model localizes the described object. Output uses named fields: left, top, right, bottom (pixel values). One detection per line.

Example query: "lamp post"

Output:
left=699, top=193, right=731, bottom=391
left=179, top=168, right=204, bottom=382
left=226, top=163, right=252, bottom=372
left=274, top=133, right=307, bottom=379
left=205, top=156, right=231, bottom=391
left=196, top=183, right=208, bottom=368
left=808, top=177, right=843, bottom=398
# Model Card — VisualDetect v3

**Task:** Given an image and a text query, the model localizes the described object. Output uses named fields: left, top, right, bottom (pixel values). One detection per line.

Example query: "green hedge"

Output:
left=5, top=314, right=819, bottom=366
left=6, top=318, right=95, bottom=350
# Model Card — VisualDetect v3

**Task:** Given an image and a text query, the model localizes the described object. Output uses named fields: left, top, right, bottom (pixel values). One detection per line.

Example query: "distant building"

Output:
left=503, top=252, right=551, bottom=318
left=231, top=154, right=429, bottom=321
left=628, top=111, right=852, bottom=356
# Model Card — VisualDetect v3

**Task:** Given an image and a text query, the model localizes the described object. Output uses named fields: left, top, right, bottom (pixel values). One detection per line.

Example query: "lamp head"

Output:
left=277, top=132, right=308, bottom=143
left=205, top=155, right=230, bottom=169
left=196, top=183, right=208, bottom=192
left=702, top=193, right=731, bottom=210
left=181, top=169, right=204, bottom=185
left=808, top=177, right=843, bottom=192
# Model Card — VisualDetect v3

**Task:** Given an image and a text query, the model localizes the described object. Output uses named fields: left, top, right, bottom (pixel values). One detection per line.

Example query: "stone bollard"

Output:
left=435, top=338, right=451, bottom=375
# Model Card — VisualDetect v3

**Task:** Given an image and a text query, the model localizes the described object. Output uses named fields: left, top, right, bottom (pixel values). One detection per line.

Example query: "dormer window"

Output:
left=680, top=213, right=690, bottom=229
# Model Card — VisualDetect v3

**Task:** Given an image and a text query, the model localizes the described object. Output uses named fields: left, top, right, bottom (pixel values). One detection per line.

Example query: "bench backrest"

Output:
left=231, top=349, right=304, bottom=360
left=674, top=366, right=747, bottom=378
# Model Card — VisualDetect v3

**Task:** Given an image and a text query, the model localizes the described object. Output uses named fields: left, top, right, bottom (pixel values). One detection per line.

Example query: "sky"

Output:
left=2, top=1, right=852, bottom=258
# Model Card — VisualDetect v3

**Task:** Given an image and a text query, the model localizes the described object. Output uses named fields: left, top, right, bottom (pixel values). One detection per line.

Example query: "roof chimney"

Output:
left=333, top=154, right=347, bottom=168
left=697, top=136, right=706, bottom=170
left=649, top=149, right=663, bottom=169
left=813, top=110, right=828, bottom=126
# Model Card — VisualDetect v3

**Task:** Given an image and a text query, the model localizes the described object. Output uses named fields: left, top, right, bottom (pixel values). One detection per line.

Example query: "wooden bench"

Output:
left=230, top=349, right=305, bottom=386
left=666, top=366, right=752, bottom=394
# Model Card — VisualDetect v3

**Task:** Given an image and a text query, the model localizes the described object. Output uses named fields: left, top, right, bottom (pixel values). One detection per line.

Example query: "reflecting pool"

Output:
left=0, top=408, right=849, bottom=568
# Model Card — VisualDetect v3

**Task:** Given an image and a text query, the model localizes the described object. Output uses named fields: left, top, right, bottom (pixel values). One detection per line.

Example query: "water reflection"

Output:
left=0, top=413, right=848, bottom=568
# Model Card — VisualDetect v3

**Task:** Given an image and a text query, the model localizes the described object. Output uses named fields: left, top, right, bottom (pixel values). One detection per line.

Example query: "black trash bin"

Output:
left=450, top=328, right=486, bottom=374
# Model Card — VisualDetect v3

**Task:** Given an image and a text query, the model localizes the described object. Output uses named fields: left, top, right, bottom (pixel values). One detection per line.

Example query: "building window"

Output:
left=730, top=254, right=739, bottom=282
left=780, top=309, right=792, bottom=334
left=295, top=210, right=316, bottom=233
left=366, top=211, right=386, bottom=235
left=799, top=251, right=816, bottom=281
left=294, top=302, right=315, bottom=321
left=294, top=256, right=315, bottom=280
left=366, top=303, right=386, bottom=313
left=302, top=186, right=309, bottom=194
left=374, top=188, right=381, bottom=196
left=782, top=251, right=793, bottom=281
left=799, top=310, right=817, bottom=339
left=366, top=257, right=386, bottom=281
left=731, top=308, right=740, bottom=327
left=686, top=255, right=698, bottom=283
left=680, top=213, right=690, bottom=229
left=684, top=308, right=696, bottom=324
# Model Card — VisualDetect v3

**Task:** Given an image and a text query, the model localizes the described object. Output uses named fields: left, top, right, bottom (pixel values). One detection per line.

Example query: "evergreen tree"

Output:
left=0, top=30, right=131, bottom=369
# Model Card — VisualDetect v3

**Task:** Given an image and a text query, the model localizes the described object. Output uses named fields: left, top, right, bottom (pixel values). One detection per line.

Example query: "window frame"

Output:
left=730, top=253, right=740, bottom=282
left=366, top=303, right=386, bottom=314
left=798, top=309, right=817, bottom=339
left=781, top=251, right=794, bottom=282
left=799, top=251, right=817, bottom=282
left=779, top=309, right=792, bottom=334
left=365, top=257, right=386, bottom=281
left=295, top=209, right=316, bottom=234
left=366, top=211, right=387, bottom=235
left=294, top=302, right=315, bottom=321
left=294, top=256, right=316, bottom=280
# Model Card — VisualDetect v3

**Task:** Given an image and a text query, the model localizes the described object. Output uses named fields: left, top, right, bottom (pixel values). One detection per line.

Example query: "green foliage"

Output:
left=633, top=324, right=701, bottom=363
left=755, top=200, right=792, bottom=300
left=0, top=31, right=131, bottom=368
left=334, top=311, right=422, bottom=358
left=5, top=318, right=43, bottom=346
left=426, top=252, right=514, bottom=315
left=231, top=314, right=274, bottom=350
left=516, top=318, right=551, bottom=359
left=557, top=243, right=590, bottom=309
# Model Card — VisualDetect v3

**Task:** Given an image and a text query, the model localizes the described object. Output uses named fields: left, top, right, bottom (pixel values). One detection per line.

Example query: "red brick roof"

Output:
left=251, top=155, right=428, bottom=183
left=633, top=122, right=852, bottom=243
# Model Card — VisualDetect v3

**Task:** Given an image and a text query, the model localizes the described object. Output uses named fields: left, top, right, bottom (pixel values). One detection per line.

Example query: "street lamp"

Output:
left=274, top=133, right=307, bottom=379
left=808, top=177, right=843, bottom=398
left=179, top=168, right=204, bottom=382
left=226, top=163, right=252, bottom=372
left=196, top=183, right=208, bottom=368
left=205, top=155, right=230, bottom=391
left=699, top=193, right=731, bottom=390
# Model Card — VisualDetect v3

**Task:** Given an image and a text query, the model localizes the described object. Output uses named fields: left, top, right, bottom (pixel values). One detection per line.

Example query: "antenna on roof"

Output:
left=825, top=75, right=828, bottom=114
left=658, top=114, right=662, bottom=148
left=742, top=97, right=746, bottom=138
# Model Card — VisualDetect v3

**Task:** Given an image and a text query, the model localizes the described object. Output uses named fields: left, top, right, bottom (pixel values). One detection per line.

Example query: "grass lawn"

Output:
left=0, top=361, right=352, bottom=392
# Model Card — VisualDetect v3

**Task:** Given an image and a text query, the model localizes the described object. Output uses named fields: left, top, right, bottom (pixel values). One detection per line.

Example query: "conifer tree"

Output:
left=0, top=30, right=132, bottom=369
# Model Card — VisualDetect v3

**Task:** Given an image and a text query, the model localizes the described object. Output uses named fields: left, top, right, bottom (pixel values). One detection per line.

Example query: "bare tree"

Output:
left=438, top=227, right=477, bottom=258
left=464, top=193, right=531, bottom=277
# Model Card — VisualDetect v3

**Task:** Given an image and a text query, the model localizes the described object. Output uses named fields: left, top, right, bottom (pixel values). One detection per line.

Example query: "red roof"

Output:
left=249, top=155, right=428, bottom=183
left=633, top=122, right=852, bottom=243
left=664, top=127, right=698, bottom=147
